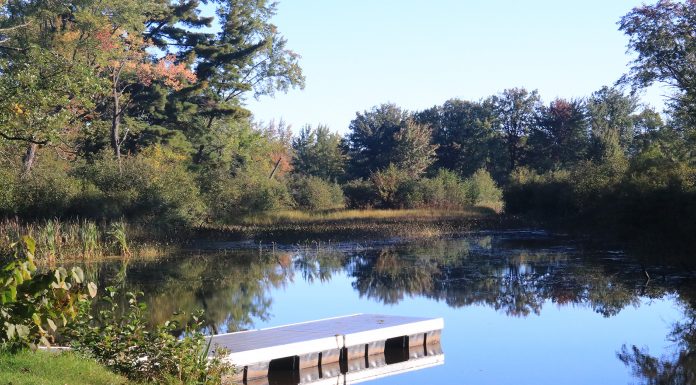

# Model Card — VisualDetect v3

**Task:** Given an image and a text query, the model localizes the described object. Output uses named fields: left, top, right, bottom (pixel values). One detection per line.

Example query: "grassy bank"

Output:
left=0, top=350, right=129, bottom=385
left=197, top=207, right=511, bottom=244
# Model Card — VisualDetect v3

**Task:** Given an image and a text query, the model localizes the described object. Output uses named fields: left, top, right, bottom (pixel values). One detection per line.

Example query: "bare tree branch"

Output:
left=0, top=132, right=49, bottom=145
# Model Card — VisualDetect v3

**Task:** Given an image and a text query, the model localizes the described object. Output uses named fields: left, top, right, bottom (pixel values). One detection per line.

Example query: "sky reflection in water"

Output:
left=89, top=232, right=694, bottom=384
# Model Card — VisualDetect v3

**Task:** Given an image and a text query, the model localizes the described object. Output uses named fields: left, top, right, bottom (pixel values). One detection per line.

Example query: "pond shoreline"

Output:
left=2, top=209, right=527, bottom=263
left=4, top=208, right=691, bottom=269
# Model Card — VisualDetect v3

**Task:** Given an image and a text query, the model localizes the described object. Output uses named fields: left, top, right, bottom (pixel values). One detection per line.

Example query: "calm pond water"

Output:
left=84, top=231, right=696, bottom=384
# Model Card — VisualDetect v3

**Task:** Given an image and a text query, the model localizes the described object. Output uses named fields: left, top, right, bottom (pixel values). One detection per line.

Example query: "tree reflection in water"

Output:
left=83, top=233, right=696, bottom=383
left=618, top=297, right=696, bottom=384
left=88, top=250, right=291, bottom=334
left=345, top=237, right=650, bottom=317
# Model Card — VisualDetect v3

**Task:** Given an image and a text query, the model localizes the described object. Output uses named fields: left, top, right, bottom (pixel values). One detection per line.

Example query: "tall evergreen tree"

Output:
left=0, top=0, right=305, bottom=170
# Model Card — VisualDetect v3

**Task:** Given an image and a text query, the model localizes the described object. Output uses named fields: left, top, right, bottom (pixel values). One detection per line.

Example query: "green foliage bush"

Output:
left=405, top=169, right=469, bottom=209
left=505, top=163, right=625, bottom=218
left=466, top=169, right=504, bottom=209
left=74, top=147, right=205, bottom=225
left=289, top=175, right=345, bottom=211
left=370, top=164, right=413, bottom=208
left=203, top=167, right=294, bottom=221
left=342, top=179, right=380, bottom=209
left=8, top=159, right=82, bottom=219
left=1, top=236, right=96, bottom=351
left=505, top=168, right=576, bottom=217
left=338, top=166, right=506, bottom=210
left=0, top=147, right=204, bottom=226
left=365, top=167, right=503, bottom=210
left=68, top=288, right=232, bottom=384
left=504, top=154, right=696, bottom=244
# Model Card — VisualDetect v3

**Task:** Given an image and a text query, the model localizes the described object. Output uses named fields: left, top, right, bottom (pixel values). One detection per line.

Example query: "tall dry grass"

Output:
left=235, top=207, right=495, bottom=225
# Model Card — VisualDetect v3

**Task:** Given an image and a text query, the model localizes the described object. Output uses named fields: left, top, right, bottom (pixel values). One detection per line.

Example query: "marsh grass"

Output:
left=0, top=208, right=507, bottom=260
left=200, top=207, right=505, bottom=244
left=0, top=218, right=166, bottom=263
left=236, top=207, right=494, bottom=225
left=80, top=220, right=100, bottom=259
left=108, top=222, right=130, bottom=256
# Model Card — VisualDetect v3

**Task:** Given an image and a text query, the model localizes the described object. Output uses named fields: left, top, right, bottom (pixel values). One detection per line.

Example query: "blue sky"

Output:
left=243, top=0, right=668, bottom=134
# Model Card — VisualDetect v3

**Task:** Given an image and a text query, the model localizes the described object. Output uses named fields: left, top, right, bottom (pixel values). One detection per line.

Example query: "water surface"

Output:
left=85, top=231, right=696, bottom=384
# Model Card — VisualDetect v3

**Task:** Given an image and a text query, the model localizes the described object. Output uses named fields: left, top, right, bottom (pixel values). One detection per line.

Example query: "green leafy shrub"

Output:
left=465, top=169, right=503, bottom=210
left=370, top=164, right=413, bottom=208
left=1, top=236, right=97, bottom=351
left=342, top=179, right=380, bottom=209
left=503, top=156, right=696, bottom=245
left=289, top=176, right=345, bottom=210
left=203, top=167, right=293, bottom=220
left=407, top=169, right=470, bottom=209
left=505, top=167, right=576, bottom=216
left=360, top=168, right=502, bottom=210
left=68, top=289, right=232, bottom=384
left=241, top=178, right=293, bottom=213
left=74, top=146, right=205, bottom=225
left=11, top=159, right=82, bottom=219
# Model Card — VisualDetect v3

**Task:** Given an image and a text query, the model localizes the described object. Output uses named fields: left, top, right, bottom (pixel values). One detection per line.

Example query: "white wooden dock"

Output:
left=209, top=314, right=444, bottom=383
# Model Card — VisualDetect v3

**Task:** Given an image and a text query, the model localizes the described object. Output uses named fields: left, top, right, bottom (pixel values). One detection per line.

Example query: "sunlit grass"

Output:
left=0, top=350, right=129, bottom=385
left=236, top=207, right=496, bottom=225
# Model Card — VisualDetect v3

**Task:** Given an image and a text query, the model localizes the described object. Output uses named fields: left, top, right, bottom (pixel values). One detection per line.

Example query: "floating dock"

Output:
left=209, top=314, right=444, bottom=383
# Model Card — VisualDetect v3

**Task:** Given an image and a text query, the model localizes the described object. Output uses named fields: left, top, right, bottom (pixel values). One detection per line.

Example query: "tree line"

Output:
left=1, top=0, right=695, bottom=245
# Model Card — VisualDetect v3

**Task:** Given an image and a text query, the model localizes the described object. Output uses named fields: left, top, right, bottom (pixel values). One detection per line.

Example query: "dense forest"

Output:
left=0, top=0, right=694, bottom=245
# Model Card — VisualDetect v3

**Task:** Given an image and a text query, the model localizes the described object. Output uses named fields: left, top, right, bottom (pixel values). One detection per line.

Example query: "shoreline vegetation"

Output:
left=0, top=208, right=515, bottom=263
left=1, top=238, right=233, bottom=385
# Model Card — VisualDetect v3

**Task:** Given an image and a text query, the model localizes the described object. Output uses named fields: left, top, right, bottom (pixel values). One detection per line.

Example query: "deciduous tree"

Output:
left=528, top=98, right=589, bottom=171
left=292, top=124, right=346, bottom=181
left=490, top=88, right=541, bottom=171
left=587, top=86, right=639, bottom=163
left=619, top=0, right=696, bottom=131
left=347, top=104, right=436, bottom=178
left=416, top=99, right=501, bottom=178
